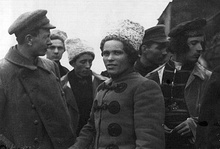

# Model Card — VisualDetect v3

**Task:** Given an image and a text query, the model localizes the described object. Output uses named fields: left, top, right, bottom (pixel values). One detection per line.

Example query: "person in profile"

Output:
left=0, top=9, right=75, bottom=149
left=134, top=24, right=169, bottom=76
left=147, top=18, right=211, bottom=149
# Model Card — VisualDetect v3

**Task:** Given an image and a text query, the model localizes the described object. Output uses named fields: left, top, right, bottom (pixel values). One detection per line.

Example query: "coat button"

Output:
left=108, top=123, right=122, bottom=137
left=114, top=83, right=127, bottom=93
left=61, top=91, right=65, bottom=96
left=31, top=104, right=36, bottom=109
left=34, top=120, right=39, bottom=125
left=106, top=144, right=119, bottom=149
left=34, top=137, right=39, bottom=147
left=0, top=145, right=6, bottom=149
left=108, top=101, right=120, bottom=114
left=22, top=75, right=26, bottom=79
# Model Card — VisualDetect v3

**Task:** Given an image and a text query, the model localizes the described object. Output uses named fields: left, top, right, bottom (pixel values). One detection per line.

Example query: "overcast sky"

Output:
left=0, top=0, right=171, bottom=73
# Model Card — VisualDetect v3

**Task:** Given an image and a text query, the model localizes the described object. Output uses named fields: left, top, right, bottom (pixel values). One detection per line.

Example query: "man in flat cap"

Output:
left=134, top=24, right=169, bottom=76
left=147, top=18, right=211, bottom=149
left=46, top=29, right=69, bottom=77
left=0, top=9, right=75, bottom=149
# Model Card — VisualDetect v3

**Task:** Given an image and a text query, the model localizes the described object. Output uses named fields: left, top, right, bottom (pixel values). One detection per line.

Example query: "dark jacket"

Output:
left=56, top=61, right=69, bottom=77
left=147, top=60, right=211, bottom=147
left=61, top=71, right=107, bottom=136
left=134, top=58, right=159, bottom=76
left=196, top=65, right=220, bottom=149
left=0, top=46, right=75, bottom=149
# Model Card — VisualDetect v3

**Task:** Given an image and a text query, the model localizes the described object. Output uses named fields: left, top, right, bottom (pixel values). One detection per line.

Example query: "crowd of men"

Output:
left=0, top=9, right=219, bottom=149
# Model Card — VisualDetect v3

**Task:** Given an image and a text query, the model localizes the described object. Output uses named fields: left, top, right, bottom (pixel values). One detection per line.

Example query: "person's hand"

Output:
left=163, top=124, right=173, bottom=134
left=172, top=119, right=193, bottom=137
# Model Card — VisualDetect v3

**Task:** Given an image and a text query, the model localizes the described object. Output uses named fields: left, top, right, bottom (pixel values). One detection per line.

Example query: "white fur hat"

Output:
left=102, top=19, right=145, bottom=51
left=65, top=38, right=95, bottom=63
left=50, top=29, right=68, bottom=42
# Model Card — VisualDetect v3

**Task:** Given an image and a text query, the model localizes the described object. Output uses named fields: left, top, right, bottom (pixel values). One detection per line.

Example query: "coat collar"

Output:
left=185, top=62, right=212, bottom=89
left=5, top=45, right=51, bottom=72
left=192, top=62, right=212, bottom=80
left=104, top=70, right=140, bottom=86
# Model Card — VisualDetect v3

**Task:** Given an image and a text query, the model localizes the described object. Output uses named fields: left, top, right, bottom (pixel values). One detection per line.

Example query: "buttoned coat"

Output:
left=60, top=71, right=108, bottom=135
left=196, top=65, right=220, bottom=149
left=146, top=61, right=211, bottom=141
left=71, top=71, right=165, bottom=149
left=0, top=46, right=75, bottom=149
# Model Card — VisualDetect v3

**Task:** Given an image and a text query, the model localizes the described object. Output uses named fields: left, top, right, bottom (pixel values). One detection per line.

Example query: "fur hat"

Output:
left=8, top=9, right=55, bottom=37
left=65, top=38, right=95, bottom=63
left=50, top=29, right=68, bottom=43
left=101, top=19, right=145, bottom=51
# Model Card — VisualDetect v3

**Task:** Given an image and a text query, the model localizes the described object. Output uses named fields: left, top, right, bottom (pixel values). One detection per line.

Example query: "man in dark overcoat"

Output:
left=196, top=65, right=220, bottom=148
left=0, top=9, right=75, bottom=149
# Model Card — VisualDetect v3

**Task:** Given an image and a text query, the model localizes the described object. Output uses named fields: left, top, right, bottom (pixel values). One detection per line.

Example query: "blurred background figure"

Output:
left=202, top=32, right=220, bottom=70
left=62, top=38, right=107, bottom=136
left=147, top=18, right=211, bottom=149
left=196, top=63, right=220, bottom=149
left=134, top=24, right=169, bottom=76
left=46, top=29, right=69, bottom=77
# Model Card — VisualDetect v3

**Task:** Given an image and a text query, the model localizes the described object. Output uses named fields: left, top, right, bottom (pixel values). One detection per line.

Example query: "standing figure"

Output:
left=70, top=19, right=165, bottom=149
left=0, top=10, right=75, bottom=149
left=46, top=29, right=69, bottom=77
left=196, top=65, right=220, bottom=148
left=61, top=38, right=107, bottom=136
left=147, top=18, right=211, bottom=149
left=134, top=24, right=169, bottom=76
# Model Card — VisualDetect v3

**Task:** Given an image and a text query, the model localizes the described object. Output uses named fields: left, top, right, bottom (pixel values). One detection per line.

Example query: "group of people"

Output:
left=0, top=9, right=219, bottom=149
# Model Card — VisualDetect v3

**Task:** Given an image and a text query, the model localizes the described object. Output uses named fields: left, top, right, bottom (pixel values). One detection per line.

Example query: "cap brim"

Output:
left=149, top=38, right=169, bottom=43
left=42, top=23, right=56, bottom=29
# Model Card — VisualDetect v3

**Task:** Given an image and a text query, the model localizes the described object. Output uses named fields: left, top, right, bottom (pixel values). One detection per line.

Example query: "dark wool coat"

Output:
left=61, top=71, right=108, bottom=136
left=71, top=71, right=165, bottom=149
left=196, top=65, right=220, bottom=149
left=0, top=46, right=75, bottom=149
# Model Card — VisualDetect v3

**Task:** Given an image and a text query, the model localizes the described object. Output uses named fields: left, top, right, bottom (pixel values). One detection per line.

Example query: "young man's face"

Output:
left=46, top=39, right=65, bottom=62
left=72, top=53, right=94, bottom=77
left=102, top=40, right=132, bottom=78
left=185, top=36, right=204, bottom=63
left=143, top=42, right=168, bottom=65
